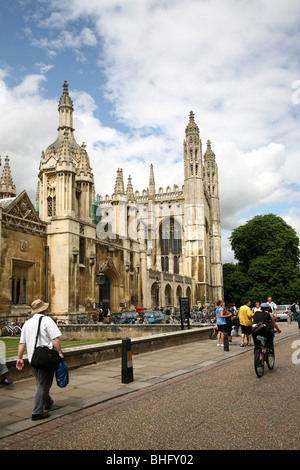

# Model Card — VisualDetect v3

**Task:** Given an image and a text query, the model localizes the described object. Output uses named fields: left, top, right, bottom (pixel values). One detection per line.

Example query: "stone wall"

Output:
left=5, top=325, right=211, bottom=380
left=57, top=323, right=192, bottom=341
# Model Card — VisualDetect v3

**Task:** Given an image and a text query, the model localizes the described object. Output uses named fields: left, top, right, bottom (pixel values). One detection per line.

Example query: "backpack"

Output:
left=252, top=322, right=265, bottom=335
left=252, top=311, right=269, bottom=335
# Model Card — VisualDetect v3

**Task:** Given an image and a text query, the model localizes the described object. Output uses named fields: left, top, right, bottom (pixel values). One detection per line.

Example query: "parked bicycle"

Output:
left=77, top=316, right=93, bottom=324
left=254, top=335, right=275, bottom=378
left=1, top=320, right=22, bottom=336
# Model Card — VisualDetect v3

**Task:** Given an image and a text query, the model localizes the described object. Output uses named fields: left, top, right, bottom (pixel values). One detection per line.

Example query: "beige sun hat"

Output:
left=31, top=299, right=49, bottom=314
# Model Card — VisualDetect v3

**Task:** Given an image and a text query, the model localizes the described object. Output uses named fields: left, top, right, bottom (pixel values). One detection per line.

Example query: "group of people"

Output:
left=0, top=294, right=290, bottom=423
left=215, top=297, right=281, bottom=351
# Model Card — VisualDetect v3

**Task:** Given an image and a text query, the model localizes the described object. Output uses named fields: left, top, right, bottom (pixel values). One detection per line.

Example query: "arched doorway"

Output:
left=151, top=282, right=159, bottom=309
left=101, top=275, right=110, bottom=312
left=176, top=285, right=182, bottom=308
left=164, top=284, right=172, bottom=307
left=100, top=257, right=120, bottom=312
left=186, top=286, right=192, bottom=304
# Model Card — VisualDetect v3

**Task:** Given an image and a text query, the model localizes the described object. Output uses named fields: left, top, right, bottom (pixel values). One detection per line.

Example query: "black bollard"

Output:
left=121, top=337, right=134, bottom=384
left=224, top=333, right=229, bottom=351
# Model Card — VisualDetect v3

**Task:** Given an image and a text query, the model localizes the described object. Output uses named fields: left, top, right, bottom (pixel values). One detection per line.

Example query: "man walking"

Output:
left=16, top=299, right=63, bottom=421
left=238, top=300, right=254, bottom=347
left=267, top=297, right=277, bottom=319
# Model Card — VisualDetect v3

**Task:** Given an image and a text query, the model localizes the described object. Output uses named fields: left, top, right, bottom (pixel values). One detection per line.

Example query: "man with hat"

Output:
left=16, top=299, right=63, bottom=421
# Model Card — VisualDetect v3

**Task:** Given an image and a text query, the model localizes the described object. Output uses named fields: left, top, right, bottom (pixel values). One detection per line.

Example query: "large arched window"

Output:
left=160, top=217, right=182, bottom=274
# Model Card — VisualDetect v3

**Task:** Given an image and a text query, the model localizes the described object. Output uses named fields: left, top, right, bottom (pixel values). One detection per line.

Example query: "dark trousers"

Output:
left=32, top=367, right=54, bottom=415
left=252, top=326, right=274, bottom=350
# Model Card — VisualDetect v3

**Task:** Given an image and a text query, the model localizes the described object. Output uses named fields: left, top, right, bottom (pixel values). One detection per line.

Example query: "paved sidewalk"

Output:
left=1, top=321, right=299, bottom=439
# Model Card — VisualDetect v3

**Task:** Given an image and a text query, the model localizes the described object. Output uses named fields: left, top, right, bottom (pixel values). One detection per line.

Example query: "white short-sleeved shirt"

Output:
left=20, top=314, right=61, bottom=363
left=268, top=302, right=277, bottom=314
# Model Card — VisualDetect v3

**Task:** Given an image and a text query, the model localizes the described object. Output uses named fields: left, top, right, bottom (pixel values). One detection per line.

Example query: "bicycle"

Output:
left=1, top=320, right=22, bottom=336
left=254, top=335, right=275, bottom=378
left=209, top=324, right=218, bottom=339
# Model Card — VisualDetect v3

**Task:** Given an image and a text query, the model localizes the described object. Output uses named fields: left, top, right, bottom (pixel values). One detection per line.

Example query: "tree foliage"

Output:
left=223, top=214, right=300, bottom=305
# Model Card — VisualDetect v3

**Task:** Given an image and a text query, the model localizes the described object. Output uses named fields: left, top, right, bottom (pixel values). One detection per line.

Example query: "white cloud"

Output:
left=1, top=0, right=300, bottom=265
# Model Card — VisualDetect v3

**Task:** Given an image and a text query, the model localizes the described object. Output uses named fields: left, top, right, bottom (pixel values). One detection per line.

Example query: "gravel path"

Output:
left=3, top=335, right=300, bottom=451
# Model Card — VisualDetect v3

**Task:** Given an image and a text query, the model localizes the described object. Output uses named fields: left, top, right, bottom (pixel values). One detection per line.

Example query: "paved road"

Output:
left=2, top=334, right=299, bottom=452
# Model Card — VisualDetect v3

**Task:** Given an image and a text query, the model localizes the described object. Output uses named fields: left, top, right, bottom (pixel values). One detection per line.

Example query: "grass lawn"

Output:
left=0, top=337, right=107, bottom=358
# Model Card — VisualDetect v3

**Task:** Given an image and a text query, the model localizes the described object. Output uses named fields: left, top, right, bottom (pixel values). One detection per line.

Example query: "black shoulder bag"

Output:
left=31, top=316, right=60, bottom=370
left=252, top=312, right=269, bottom=335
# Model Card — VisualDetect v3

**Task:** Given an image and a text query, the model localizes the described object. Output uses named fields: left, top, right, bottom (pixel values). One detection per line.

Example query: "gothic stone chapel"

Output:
left=0, top=82, right=223, bottom=319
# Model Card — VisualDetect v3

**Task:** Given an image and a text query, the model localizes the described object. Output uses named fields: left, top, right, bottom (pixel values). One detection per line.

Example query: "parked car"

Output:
left=143, top=311, right=170, bottom=324
left=115, top=312, right=143, bottom=324
left=276, top=305, right=292, bottom=321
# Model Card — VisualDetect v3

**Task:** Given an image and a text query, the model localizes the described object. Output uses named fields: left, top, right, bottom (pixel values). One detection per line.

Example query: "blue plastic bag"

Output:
left=56, top=358, right=69, bottom=388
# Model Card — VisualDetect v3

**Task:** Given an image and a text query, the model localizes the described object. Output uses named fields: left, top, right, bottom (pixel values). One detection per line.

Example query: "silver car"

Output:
left=276, top=305, right=292, bottom=321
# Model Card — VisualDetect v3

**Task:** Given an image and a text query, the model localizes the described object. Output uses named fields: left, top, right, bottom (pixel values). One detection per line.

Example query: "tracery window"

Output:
left=160, top=217, right=182, bottom=274
left=47, top=195, right=56, bottom=217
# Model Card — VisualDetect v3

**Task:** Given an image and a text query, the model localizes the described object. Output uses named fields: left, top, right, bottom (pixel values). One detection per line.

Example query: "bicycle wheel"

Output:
left=13, top=326, right=22, bottom=336
left=254, top=347, right=264, bottom=378
left=209, top=328, right=217, bottom=339
left=266, top=350, right=275, bottom=370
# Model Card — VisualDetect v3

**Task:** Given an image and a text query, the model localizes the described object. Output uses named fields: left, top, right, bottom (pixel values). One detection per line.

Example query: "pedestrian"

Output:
left=103, top=306, right=111, bottom=323
left=0, top=362, right=13, bottom=385
left=1, top=331, right=12, bottom=385
left=227, top=303, right=236, bottom=341
left=16, top=299, right=63, bottom=421
left=252, top=302, right=260, bottom=313
left=216, top=300, right=232, bottom=347
left=252, top=302, right=281, bottom=352
left=291, top=302, right=299, bottom=322
left=166, top=306, right=171, bottom=320
left=238, top=300, right=254, bottom=347
left=267, top=297, right=277, bottom=319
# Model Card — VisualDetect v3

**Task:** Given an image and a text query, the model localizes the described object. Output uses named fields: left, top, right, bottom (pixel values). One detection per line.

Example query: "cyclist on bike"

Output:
left=252, top=302, right=281, bottom=352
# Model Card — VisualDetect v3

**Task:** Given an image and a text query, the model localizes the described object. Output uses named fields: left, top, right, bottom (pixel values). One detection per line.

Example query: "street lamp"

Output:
left=96, top=268, right=106, bottom=321
left=155, top=276, right=160, bottom=309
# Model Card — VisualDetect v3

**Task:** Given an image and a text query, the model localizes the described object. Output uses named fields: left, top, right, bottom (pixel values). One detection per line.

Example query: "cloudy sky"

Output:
left=0, top=0, right=299, bottom=263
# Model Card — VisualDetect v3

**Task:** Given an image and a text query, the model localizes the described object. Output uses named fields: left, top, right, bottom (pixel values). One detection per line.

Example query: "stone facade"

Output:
left=0, top=82, right=223, bottom=319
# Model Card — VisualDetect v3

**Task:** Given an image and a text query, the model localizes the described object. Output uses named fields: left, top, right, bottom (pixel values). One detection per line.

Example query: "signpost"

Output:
left=179, top=297, right=190, bottom=330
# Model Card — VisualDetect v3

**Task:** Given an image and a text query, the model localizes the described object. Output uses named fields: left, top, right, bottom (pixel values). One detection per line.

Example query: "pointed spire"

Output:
left=0, top=155, right=16, bottom=199
left=185, top=110, right=199, bottom=137
left=204, top=140, right=215, bottom=160
left=57, top=80, right=75, bottom=137
left=204, top=140, right=218, bottom=199
left=149, top=163, right=155, bottom=196
left=77, top=142, right=92, bottom=176
left=149, top=163, right=155, bottom=185
left=113, top=168, right=125, bottom=196
left=126, top=175, right=134, bottom=201
left=43, top=80, right=81, bottom=160
left=58, top=80, right=74, bottom=111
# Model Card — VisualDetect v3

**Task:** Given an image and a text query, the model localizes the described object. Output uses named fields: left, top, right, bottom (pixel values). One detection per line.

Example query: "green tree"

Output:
left=222, top=263, right=248, bottom=306
left=224, top=214, right=300, bottom=304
